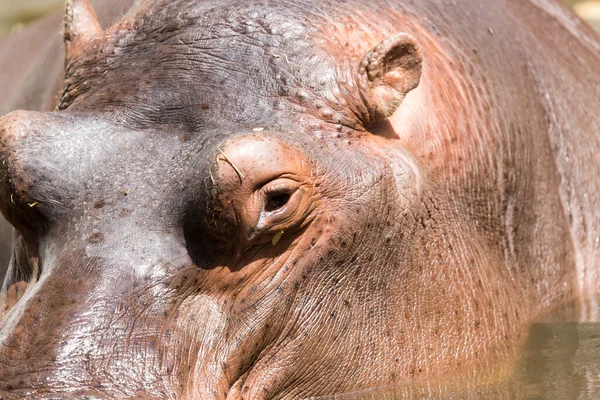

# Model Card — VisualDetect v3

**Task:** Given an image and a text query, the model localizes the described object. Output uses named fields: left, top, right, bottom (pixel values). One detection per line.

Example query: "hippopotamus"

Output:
left=0, top=0, right=598, bottom=397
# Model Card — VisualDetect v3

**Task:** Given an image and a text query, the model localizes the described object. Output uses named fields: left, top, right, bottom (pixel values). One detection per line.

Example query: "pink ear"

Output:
left=63, top=0, right=103, bottom=62
left=357, top=33, right=423, bottom=123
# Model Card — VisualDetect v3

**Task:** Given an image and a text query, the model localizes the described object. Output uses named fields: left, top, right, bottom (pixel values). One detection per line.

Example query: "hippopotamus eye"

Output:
left=211, top=134, right=315, bottom=245
left=242, top=176, right=312, bottom=244
left=257, top=178, right=304, bottom=228
left=222, top=175, right=311, bottom=245
left=265, top=192, right=290, bottom=212
left=262, top=179, right=298, bottom=213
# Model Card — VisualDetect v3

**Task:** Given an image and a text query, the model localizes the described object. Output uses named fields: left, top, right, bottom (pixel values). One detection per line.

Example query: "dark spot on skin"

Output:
left=330, top=312, right=336, bottom=318
left=277, top=286, right=283, bottom=294
left=179, top=133, right=190, bottom=142
left=343, top=299, right=350, bottom=307
left=201, top=103, right=209, bottom=110
left=94, top=200, right=105, bottom=208
left=87, top=232, right=105, bottom=244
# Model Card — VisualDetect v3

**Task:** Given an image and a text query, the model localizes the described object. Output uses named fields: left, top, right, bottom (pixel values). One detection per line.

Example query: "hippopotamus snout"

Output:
left=0, top=110, right=65, bottom=236
left=0, top=110, right=201, bottom=231
left=0, top=111, right=131, bottom=219
left=0, top=109, right=198, bottom=393
left=0, top=230, right=193, bottom=398
left=0, top=111, right=207, bottom=396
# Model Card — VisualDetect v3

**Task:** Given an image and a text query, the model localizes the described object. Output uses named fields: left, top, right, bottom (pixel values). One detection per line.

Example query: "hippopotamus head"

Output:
left=0, top=0, right=542, bottom=398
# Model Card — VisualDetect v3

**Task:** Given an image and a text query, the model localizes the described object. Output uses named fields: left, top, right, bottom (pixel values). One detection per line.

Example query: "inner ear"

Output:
left=357, top=33, right=423, bottom=125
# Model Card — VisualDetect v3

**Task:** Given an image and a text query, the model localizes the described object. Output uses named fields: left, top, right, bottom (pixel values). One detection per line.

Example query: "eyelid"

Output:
left=261, top=178, right=301, bottom=196
left=264, top=184, right=295, bottom=198
left=254, top=174, right=301, bottom=192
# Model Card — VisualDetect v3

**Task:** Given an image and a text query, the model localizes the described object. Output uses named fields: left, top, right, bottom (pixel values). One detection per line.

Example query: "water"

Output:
left=521, top=323, right=600, bottom=399
left=315, top=322, right=600, bottom=399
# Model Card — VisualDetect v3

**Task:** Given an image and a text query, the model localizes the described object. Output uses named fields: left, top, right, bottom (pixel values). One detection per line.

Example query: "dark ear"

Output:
left=357, top=33, right=423, bottom=124
left=63, top=0, right=103, bottom=62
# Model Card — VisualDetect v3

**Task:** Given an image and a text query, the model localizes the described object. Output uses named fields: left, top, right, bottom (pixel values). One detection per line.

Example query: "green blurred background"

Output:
left=0, top=0, right=599, bottom=38
left=0, top=0, right=64, bottom=36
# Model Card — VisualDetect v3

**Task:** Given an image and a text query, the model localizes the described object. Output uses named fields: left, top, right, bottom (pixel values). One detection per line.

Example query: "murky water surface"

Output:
left=317, top=322, right=600, bottom=399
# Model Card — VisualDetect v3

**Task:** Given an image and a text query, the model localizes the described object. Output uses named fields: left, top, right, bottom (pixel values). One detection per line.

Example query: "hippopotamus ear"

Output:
left=63, top=0, right=103, bottom=62
left=357, top=33, right=423, bottom=124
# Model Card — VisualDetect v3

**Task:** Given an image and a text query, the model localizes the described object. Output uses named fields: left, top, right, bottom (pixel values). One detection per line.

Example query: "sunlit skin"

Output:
left=0, top=0, right=598, bottom=398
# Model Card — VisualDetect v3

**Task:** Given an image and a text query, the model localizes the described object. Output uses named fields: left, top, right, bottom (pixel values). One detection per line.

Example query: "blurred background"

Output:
left=566, top=0, right=600, bottom=31
left=0, top=0, right=599, bottom=37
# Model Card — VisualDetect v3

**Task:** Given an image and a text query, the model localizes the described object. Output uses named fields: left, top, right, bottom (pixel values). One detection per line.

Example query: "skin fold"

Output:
left=0, top=0, right=598, bottom=398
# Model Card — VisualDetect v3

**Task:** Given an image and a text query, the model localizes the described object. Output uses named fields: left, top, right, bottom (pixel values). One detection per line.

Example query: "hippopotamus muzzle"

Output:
left=0, top=110, right=202, bottom=397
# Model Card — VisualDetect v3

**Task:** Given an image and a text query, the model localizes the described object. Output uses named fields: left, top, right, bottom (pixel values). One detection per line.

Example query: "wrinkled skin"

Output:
left=0, top=0, right=599, bottom=398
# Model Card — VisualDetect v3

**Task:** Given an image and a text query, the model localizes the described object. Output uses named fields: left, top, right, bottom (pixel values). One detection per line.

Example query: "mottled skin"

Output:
left=0, top=0, right=599, bottom=398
